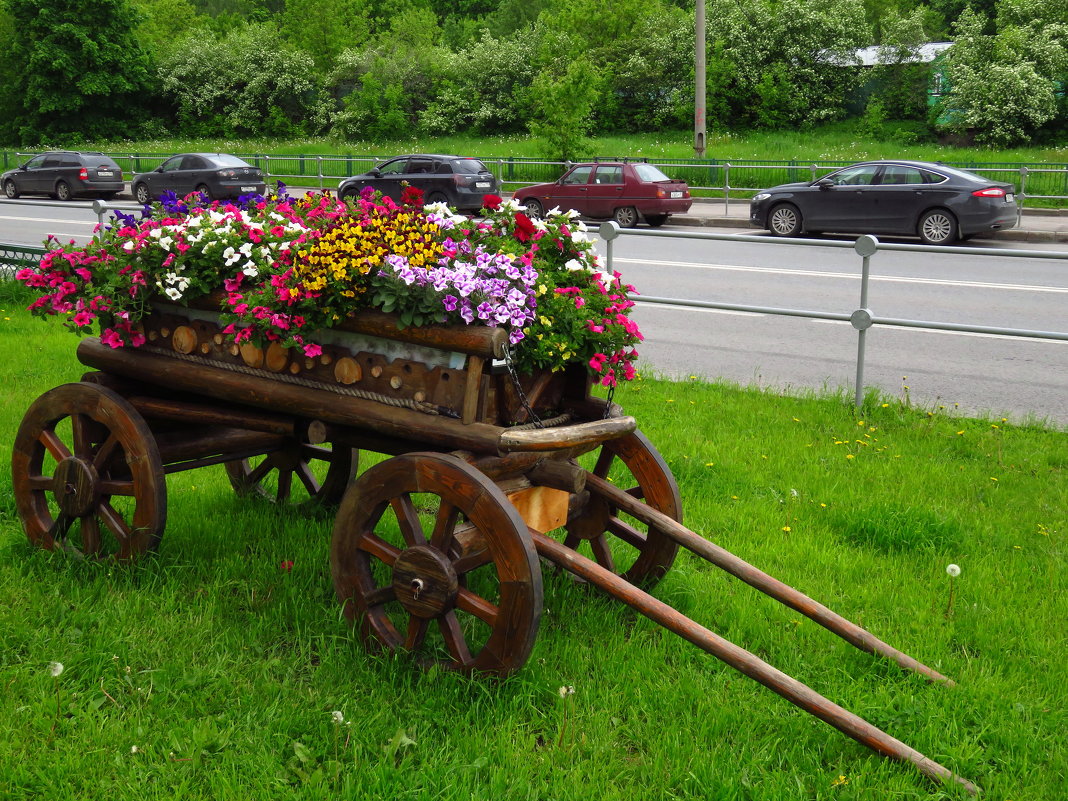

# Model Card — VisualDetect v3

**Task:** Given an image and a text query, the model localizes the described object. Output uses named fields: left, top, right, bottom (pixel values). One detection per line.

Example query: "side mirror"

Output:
left=815, top=178, right=834, bottom=190
left=369, top=168, right=382, bottom=178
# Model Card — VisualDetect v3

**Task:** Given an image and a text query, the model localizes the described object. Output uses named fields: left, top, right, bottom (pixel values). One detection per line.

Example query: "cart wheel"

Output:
left=331, top=452, right=542, bottom=677
left=564, top=430, right=681, bottom=587
left=224, top=440, right=357, bottom=510
left=11, top=383, right=167, bottom=560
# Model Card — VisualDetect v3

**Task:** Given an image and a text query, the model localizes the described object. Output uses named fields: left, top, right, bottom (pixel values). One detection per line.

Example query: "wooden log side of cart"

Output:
left=9, top=307, right=979, bottom=795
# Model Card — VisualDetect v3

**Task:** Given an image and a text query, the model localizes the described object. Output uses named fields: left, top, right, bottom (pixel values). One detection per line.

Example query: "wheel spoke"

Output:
left=562, top=532, right=583, bottom=551
left=28, top=474, right=53, bottom=492
left=390, top=494, right=425, bottom=547
left=39, top=428, right=71, bottom=463
left=80, top=515, right=102, bottom=555
left=70, top=414, right=92, bottom=456
left=97, top=501, right=132, bottom=544
left=452, top=550, right=493, bottom=575
left=294, top=462, right=321, bottom=496
left=47, top=512, right=73, bottom=541
left=438, top=612, right=473, bottom=667
left=429, top=501, right=460, bottom=552
left=589, top=535, right=617, bottom=572
left=363, top=585, right=395, bottom=608
left=98, top=478, right=136, bottom=497
left=403, top=617, right=429, bottom=651
left=606, top=516, right=648, bottom=549
left=299, top=443, right=332, bottom=462
left=246, top=457, right=275, bottom=486
left=592, top=447, right=616, bottom=478
left=358, top=533, right=401, bottom=565
left=455, top=587, right=499, bottom=626
left=275, top=469, right=293, bottom=503
left=92, top=434, right=121, bottom=473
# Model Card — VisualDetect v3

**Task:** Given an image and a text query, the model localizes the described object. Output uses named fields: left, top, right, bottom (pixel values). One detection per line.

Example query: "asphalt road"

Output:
left=3, top=200, right=1066, bottom=427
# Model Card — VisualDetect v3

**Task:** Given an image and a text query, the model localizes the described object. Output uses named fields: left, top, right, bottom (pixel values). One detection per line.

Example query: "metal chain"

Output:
left=502, top=342, right=543, bottom=428
left=603, top=382, right=616, bottom=419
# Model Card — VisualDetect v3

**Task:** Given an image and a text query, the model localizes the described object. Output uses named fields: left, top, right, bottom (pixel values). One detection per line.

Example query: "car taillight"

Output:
left=78, top=168, right=89, bottom=181
left=219, top=169, right=237, bottom=179
left=972, top=187, right=1006, bottom=197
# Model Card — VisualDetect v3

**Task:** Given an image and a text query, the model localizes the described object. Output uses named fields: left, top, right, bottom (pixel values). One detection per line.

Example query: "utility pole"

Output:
left=694, top=0, right=706, bottom=158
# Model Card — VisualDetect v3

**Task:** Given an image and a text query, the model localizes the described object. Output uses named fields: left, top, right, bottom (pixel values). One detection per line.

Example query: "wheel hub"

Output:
left=391, top=546, right=459, bottom=618
left=52, top=457, right=100, bottom=517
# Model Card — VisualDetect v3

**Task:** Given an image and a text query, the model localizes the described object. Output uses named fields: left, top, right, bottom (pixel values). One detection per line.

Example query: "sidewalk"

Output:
left=676, top=197, right=1068, bottom=243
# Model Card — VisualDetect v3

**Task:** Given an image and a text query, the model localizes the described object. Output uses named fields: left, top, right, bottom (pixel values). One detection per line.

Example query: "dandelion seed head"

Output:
left=946, top=563, right=961, bottom=577
left=48, top=661, right=64, bottom=678
left=331, top=710, right=345, bottom=724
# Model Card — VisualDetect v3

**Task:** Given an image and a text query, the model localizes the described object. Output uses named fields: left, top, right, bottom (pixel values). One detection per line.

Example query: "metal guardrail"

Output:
left=0, top=241, right=47, bottom=279
left=7, top=151, right=1068, bottom=208
left=596, top=222, right=1068, bottom=408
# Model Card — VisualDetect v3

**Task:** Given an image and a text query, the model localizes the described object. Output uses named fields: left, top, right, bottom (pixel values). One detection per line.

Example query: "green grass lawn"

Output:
left=0, top=293, right=1065, bottom=800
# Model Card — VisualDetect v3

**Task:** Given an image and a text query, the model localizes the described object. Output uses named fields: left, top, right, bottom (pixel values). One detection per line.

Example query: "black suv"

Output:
left=338, top=154, right=498, bottom=211
left=2, top=151, right=125, bottom=201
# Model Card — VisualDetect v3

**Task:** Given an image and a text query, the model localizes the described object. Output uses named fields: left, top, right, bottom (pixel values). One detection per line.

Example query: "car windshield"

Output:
left=633, top=164, right=671, bottom=182
left=451, top=159, right=487, bottom=174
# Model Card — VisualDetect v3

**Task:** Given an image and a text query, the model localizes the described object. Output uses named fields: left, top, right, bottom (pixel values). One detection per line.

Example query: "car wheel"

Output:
left=613, top=206, right=639, bottom=228
left=426, top=191, right=449, bottom=206
left=3, top=179, right=19, bottom=199
left=918, top=209, right=958, bottom=245
left=645, top=214, right=668, bottom=227
left=196, top=184, right=213, bottom=201
left=522, top=197, right=544, bottom=219
left=55, top=181, right=73, bottom=201
left=134, top=183, right=151, bottom=205
left=768, top=203, right=802, bottom=237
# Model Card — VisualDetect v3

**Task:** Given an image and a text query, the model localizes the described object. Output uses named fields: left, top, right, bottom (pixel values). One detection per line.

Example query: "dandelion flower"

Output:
left=946, top=564, right=961, bottom=577
left=558, top=685, right=575, bottom=698
left=331, top=710, right=345, bottom=724
left=48, top=662, right=64, bottom=678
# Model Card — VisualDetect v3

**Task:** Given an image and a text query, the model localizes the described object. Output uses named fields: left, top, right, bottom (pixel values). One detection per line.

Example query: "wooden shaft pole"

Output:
left=584, top=472, right=954, bottom=685
left=532, top=532, right=978, bottom=795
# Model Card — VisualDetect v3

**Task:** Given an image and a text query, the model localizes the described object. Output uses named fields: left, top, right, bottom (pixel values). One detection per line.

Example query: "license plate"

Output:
left=1006, top=193, right=1015, bottom=203
left=475, top=182, right=491, bottom=189
left=97, top=171, right=114, bottom=177
left=670, top=191, right=683, bottom=198
left=241, top=186, right=257, bottom=192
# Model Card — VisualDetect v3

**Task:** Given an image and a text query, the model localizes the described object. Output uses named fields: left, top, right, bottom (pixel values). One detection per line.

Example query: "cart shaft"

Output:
left=532, top=531, right=978, bottom=795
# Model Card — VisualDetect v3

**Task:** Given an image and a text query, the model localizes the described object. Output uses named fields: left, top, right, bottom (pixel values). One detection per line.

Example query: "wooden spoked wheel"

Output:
left=11, top=383, right=167, bottom=560
left=331, top=452, right=543, bottom=677
left=224, top=440, right=357, bottom=510
left=564, top=430, right=682, bottom=587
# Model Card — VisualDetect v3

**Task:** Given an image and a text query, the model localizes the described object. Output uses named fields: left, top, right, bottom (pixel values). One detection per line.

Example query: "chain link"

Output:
left=502, top=342, right=543, bottom=428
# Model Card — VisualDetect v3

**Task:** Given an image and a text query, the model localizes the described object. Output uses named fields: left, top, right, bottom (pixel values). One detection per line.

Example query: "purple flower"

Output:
left=442, top=294, right=458, bottom=312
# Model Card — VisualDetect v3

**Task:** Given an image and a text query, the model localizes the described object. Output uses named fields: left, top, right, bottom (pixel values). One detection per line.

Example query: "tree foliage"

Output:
left=0, top=0, right=1066, bottom=148
left=2, top=0, right=156, bottom=145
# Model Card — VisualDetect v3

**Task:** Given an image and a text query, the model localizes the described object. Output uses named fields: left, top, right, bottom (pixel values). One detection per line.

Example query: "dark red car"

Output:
left=513, top=162, right=692, bottom=227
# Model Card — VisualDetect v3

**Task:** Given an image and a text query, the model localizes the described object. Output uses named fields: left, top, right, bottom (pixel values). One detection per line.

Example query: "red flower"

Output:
left=513, top=212, right=536, bottom=243
left=400, top=185, right=424, bottom=207
left=482, top=194, right=503, bottom=210
left=279, top=560, right=294, bottom=572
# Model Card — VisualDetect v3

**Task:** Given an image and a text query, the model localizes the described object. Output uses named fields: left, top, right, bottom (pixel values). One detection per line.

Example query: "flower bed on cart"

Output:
left=16, top=186, right=644, bottom=392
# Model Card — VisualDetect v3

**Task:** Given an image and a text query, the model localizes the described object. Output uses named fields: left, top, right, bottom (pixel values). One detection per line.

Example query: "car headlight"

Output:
left=752, top=193, right=771, bottom=202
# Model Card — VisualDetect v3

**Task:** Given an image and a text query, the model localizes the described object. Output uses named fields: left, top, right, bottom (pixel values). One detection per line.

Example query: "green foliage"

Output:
left=706, top=0, right=871, bottom=129
left=2, top=0, right=156, bottom=145
left=280, top=0, right=370, bottom=74
left=158, top=22, right=322, bottom=137
left=527, top=54, right=602, bottom=162
left=939, top=7, right=1068, bottom=146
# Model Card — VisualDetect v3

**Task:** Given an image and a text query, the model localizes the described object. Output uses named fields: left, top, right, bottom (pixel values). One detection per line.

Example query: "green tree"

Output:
left=706, top=0, right=870, bottom=129
left=4, top=0, right=156, bottom=145
left=938, top=6, right=1067, bottom=145
left=129, top=0, right=206, bottom=59
left=280, top=0, right=370, bottom=74
left=158, top=22, right=321, bottom=137
left=869, top=6, right=931, bottom=120
left=527, top=53, right=602, bottom=161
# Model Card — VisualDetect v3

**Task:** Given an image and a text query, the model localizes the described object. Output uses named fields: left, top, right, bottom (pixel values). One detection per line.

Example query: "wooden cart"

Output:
left=11, top=303, right=977, bottom=794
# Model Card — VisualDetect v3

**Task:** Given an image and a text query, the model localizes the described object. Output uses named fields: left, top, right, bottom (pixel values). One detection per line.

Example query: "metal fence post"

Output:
left=1018, top=166, right=1028, bottom=227
left=851, top=235, right=878, bottom=408
left=599, top=221, right=621, bottom=275
left=723, top=163, right=731, bottom=215
left=317, top=155, right=323, bottom=190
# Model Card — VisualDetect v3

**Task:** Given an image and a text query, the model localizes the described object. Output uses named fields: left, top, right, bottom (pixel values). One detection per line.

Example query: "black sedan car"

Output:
left=2, top=151, right=124, bottom=200
left=338, top=154, right=498, bottom=211
left=132, top=153, right=266, bottom=203
left=749, top=160, right=1018, bottom=244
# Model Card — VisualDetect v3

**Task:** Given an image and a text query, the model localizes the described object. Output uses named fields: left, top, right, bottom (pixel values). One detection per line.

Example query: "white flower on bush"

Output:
left=242, top=263, right=258, bottom=277
left=223, top=246, right=240, bottom=266
left=564, top=258, right=588, bottom=272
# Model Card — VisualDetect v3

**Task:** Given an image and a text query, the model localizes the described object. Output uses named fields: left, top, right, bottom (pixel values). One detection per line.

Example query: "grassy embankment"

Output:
left=0, top=279, right=1065, bottom=800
